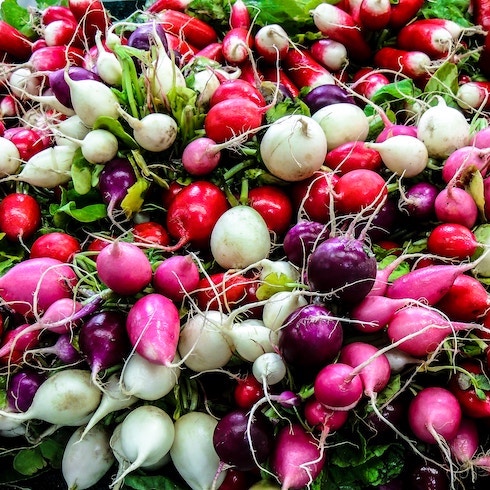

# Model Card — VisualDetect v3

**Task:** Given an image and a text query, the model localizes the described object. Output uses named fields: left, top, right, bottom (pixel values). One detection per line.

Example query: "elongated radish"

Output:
left=359, top=0, right=391, bottom=30
left=0, top=369, right=101, bottom=426
left=373, top=47, right=432, bottom=80
left=254, top=24, right=290, bottom=64
left=310, top=38, right=349, bottom=72
left=126, top=293, right=180, bottom=366
left=388, top=0, right=424, bottom=30
left=222, top=26, right=253, bottom=65
left=396, top=21, right=454, bottom=59
left=0, top=20, right=32, bottom=60
left=170, top=411, right=226, bottom=490
left=62, top=424, right=114, bottom=490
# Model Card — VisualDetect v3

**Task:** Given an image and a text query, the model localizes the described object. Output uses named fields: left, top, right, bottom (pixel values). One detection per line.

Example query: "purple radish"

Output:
left=25, top=333, right=82, bottom=365
left=283, top=220, right=329, bottom=267
left=7, top=369, right=46, bottom=412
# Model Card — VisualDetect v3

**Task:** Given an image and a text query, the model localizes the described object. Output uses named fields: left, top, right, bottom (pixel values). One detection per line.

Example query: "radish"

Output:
left=0, top=137, right=21, bottom=176
left=96, top=241, right=152, bottom=296
left=254, top=24, right=290, bottom=64
left=441, top=145, right=490, bottom=185
left=270, top=423, right=326, bottom=490
left=434, top=186, right=478, bottom=228
left=0, top=193, right=41, bottom=242
left=126, top=293, right=180, bottom=366
left=62, top=424, right=114, bottom=490
left=359, top=0, right=391, bottom=30
left=7, top=370, right=46, bottom=413
left=229, top=0, right=251, bottom=29
left=0, top=369, right=101, bottom=426
left=252, top=352, right=287, bottom=386
left=221, top=26, right=253, bottom=65
left=94, top=31, right=122, bottom=87
left=112, top=405, right=175, bottom=486
left=302, top=84, right=355, bottom=113
left=399, top=181, right=438, bottom=220
left=374, top=47, right=432, bottom=80
left=312, top=103, right=370, bottom=151
left=365, top=134, right=429, bottom=177
left=24, top=332, right=82, bottom=365
left=310, top=38, right=349, bottom=72
left=448, top=417, right=479, bottom=465
left=121, top=351, right=181, bottom=400
left=8, top=67, right=42, bottom=100
left=416, top=96, right=471, bottom=159
left=170, top=411, right=226, bottom=490
left=457, top=81, right=490, bottom=110
left=229, top=319, right=277, bottom=362
left=259, top=114, right=328, bottom=182
left=397, top=21, right=454, bottom=59
left=209, top=78, right=266, bottom=108
left=210, top=205, right=271, bottom=269
left=64, top=128, right=119, bottom=165
left=262, top=291, right=308, bottom=331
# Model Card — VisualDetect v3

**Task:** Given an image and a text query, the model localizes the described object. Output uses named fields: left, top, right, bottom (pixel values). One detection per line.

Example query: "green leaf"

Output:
left=93, top=116, right=139, bottom=149
left=255, top=272, right=298, bottom=300
left=423, top=62, right=459, bottom=104
left=124, top=474, right=188, bottom=490
left=71, top=150, right=95, bottom=195
left=39, top=438, right=64, bottom=468
left=56, top=201, right=107, bottom=223
left=13, top=448, right=46, bottom=476
left=0, top=0, right=35, bottom=37
left=369, top=79, right=421, bottom=107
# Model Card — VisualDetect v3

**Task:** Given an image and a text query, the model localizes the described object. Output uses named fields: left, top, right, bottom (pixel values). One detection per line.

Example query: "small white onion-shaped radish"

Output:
left=95, top=32, right=123, bottom=87
left=62, top=424, right=114, bottom=490
left=63, top=71, right=120, bottom=127
left=210, top=205, right=271, bottom=269
left=0, top=137, right=20, bottom=176
left=9, top=67, right=41, bottom=99
left=262, top=291, right=308, bottom=331
left=121, top=351, right=181, bottom=401
left=80, top=129, right=119, bottom=164
left=0, top=413, right=25, bottom=438
left=230, top=318, right=278, bottom=362
left=116, top=405, right=175, bottom=484
left=170, top=411, right=226, bottom=490
left=365, top=135, right=429, bottom=177
left=54, top=115, right=91, bottom=148
left=417, top=96, right=471, bottom=159
left=253, top=352, right=287, bottom=385
left=260, top=114, right=327, bottom=182
left=190, top=69, right=220, bottom=106
left=259, top=258, right=300, bottom=282
left=178, top=310, right=234, bottom=372
left=312, top=103, right=370, bottom=150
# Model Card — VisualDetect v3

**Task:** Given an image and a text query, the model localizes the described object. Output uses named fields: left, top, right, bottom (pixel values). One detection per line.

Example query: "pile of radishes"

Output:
left=2, top=0, right=490, bottom=488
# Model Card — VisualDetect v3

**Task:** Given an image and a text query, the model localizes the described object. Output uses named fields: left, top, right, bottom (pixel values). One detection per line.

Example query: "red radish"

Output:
left=282, top=48, right=335, bottom=88
left=133, top=221, right=170, bottom=247
left=96, top=241, right=152, bottom=296
left=325, top=141, right=383, bottom=175
left=209, top=78, right=266, bottom=108
left=457, top=81, right=490, bottom=110
left=156, top=9, right=218, bottom=48
left=221, top=27, right=253, bottom=65
left=436, top=274, right=490, bottom=322
left=194, top=272, right=247, bottom=311
left=0, top=324, right=41, bottom=365
left=408, top=387, right=462, bottom=444
left=3, top=127, right=49, bottom=162
left=334, top=169, right=388, bottom=215
left=260, top=65, right=299, bottom=98
left=30, top=232, right=81, bottom=263
left=234, top=374, right=263, bottom=409
left=165, top=181, right=229, bottom=250
left=434, top=186, right=478, bottom=228
left=0, top=257, right=77, bottom=318
left=388, top=0, right=424, bottom=30
left=68, top=0, right=109, bottom=44
left=359, top=0, right=392, bottom=31
left=310, top=3, right=372, bottom=62
left=427, top=223, right=479, bottom=259
left=165, top=32, right=197, bottom=61
left=373, top=47, right=432, bottom=80
left=230, top=0, right=251, bottom=29
left=42, top=5, right=78, bottom=25
left=146, top=0, right=191, bottom=13
left=192, top=42, right=224, bottom=62
left=254, top=24, right=290, bottom=64
left=396, top=21, right=454, bottom=59
left=310, top=38, right=349, bottom=72
left=0, top=193, right=41, bottom=242
left=0, top=21, right=32, bottom=60
left=126, top=293, right=180, bottom=366
left=43, top=19, right=81, bottom=47
left=270, top=423, right=326, bottom=490
left=351, top=68, right=391, bottom=100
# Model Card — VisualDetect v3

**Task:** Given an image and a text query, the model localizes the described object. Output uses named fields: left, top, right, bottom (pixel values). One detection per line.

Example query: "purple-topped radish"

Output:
left=7, top=370, right=46, bottom=412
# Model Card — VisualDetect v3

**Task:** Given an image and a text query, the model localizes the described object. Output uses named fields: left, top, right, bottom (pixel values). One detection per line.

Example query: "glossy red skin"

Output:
left=161, top=181, right=185, bottom=209
left=42, top=5, right=78, bottom=25
left=325, top=141, right=383, bottom=175
left=351, top=68, right=391, bottom=99
left=86, top=237, right=111, bottom=252
left=0, top=193, right=41, bottom=241
left=248, top=185, right=293, bottom=236
left=166, top=181, right=229, bottom=250
left=30, top=232, right=81, bottom=263
left=195, top=272, right=248, bottom=311
left=334, top=169, right=388, bottom=215
left=427, top=223, right=478, bottom=259
left=209, top=79, right=266, bottom=108
left=234, top=374, right=264, bottom=409
left=291, top=170, right=338, bottom=223
left=133, top=221, right=171, bottom=246
left=449, top=361, right=490, bottom=419
left=3, top=127, right=50, bottom=161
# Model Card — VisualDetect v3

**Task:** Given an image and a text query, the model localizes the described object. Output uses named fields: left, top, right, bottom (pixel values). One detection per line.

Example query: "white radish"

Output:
left=262, top=291, right=308, bottom=331
left=95, top=31, right=123, bottom=86
left=229, top=318, right=278, bottom=362
left=312, top=103, right=370, bottom=150
left=210, top=205, right=271, bottom=269
left=259, top=258, right=300, bottom=282
left=0, top=413, right=25, bottom=438
left=170, top=411, right=226, bottom=490
left=259, top=114, right=327, bottom=181
left=0, top=137, right=21, bottom=176
left=417, top=96, right=471, bottom=159
left=178, top=310, right=234, bottom=372
left=63, top=71, right=120, bottom=127
left=0, top=369, right=102, bottom=426
left=54, top=115, right=91, bottom=148
left=3, top=145, right=75, bottom=188
left=9, top=67, right=42, bottom=99
left=253, top=352, right=287, bottom=385
left=79, top=129, right=119, bottom=164
left=113, top=405, right=175, bottom=486
left=365, top=135, right=429, bottom=177
left=62, top=424, right=114, bottom=490
left=121, top=351, right=181, bottom=401
left=190, top=68, right=221, bottom=106
left=118, top=109, right=178, bottom=152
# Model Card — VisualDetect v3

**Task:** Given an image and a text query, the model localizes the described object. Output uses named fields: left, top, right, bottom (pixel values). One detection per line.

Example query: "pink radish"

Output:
left=434, top=186, right=478, bottom=228
left=254, top=24, right=290, bottom=64
left=221, top=26, right=253, bottom=65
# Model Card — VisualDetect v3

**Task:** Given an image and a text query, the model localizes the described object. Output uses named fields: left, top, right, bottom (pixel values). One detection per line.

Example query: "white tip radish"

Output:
left=259, top=114, right=327, bottom=182
left=62, top=424, right=114, bottom=490
left=95, top=31, right=123, bottom=87
left=0, top=137, right=21, bottom=176
left=262, top=291, right=308, bottom=331
left=170, top=411, right=226, bottom=490
left=210, top=205, right=271, bottom=269
left=79, top=128, right=119, bottom=164
left=54, top=115, right=91, bottom=148
left=252, top=352, right=287, bottom=386
left=230, top=318, right=277, bottom=362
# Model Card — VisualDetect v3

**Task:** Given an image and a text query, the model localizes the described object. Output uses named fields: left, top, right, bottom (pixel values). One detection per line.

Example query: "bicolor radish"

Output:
left=254, top=24, right=290, bottom=63
left=309, top=38, right=349, bottom=72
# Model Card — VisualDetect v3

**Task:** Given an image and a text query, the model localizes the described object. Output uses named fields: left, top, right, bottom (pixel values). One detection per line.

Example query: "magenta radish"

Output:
left=448, top=417, right=479, bottom=465
left=399, top=181, right=438, bottom=221
left=0, top=257, right=77, bottom=318
left=0, top=324, right=40, bottom=364
left=170, top=411, right=226, bottom=490
left=96, top=241, right=152, bottom=296
left=441, top=146, right=490, bottom=185
left=7, top=370, right=46, bottom=413
left=311, top=3, right=372, bottom=62
left=62, top=424, right=114, bottom=490
left=210, top=205, right=271, bottom=269
left=259, top=114, right=328, bottom=181
left=126, top=293, right=180, bottom=366
left=254, top=24, right=290, bottom=63
left=121, top=351, right=181, bottom=400
left=434, top=186, right=478, bottom=228
left=310, top=38, right=349, bottom=72
left=0, top=369, right=101, bottom=426
left=304, top=396, right=349, bottom=436
left=408, top=386, right=462, bottom=444
left=180, top=137, right=225, bottom=176
left=314, top=362, right=364, bottom=410
left=270, top=423, right=326, bottom=490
